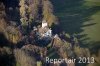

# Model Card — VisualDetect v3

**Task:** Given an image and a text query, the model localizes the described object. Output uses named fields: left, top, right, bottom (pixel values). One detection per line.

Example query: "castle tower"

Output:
left=42, top=20, right=48, bottom=28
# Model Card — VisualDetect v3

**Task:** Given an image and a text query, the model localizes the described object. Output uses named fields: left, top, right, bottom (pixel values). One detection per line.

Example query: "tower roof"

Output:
left=42, top=20, right=47, bottom=23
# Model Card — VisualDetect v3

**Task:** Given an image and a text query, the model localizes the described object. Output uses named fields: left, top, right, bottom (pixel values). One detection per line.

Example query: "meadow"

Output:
left=51, top=0, right=100, bottom=51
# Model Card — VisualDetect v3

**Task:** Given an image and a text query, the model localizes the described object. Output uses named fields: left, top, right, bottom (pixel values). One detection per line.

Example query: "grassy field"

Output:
left=51, top=0, right=100, bottom=50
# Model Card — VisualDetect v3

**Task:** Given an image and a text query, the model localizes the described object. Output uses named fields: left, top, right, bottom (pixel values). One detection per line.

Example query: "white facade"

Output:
left=45, top=29, right=52, bottom=37
left=41, top=29, right=52, bottom=37
left=42, top=20, right=48, bottom=28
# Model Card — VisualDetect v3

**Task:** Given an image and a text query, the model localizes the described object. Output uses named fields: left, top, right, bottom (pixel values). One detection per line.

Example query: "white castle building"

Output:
left=39, top=20, right=52, bottom=37
left=42, top=20, right=48, bottom=28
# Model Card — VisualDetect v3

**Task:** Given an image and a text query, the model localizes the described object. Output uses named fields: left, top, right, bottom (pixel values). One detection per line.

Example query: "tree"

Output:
left=19, top=0, right=28, bottom=26
left=5, top=26, right=21, bottom=44
left=42, top=0, right=58, bottom=27
left=14, top=49, right=36, bottom=66
left=19, top=0, right=40, bottom=26
left=0, top=3, right=7, bottom=33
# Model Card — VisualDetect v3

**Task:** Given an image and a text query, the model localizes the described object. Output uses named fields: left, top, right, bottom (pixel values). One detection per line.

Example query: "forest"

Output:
left=0, top=0, right=100, bottom=66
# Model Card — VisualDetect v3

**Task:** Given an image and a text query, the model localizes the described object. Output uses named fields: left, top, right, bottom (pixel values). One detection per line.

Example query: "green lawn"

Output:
left=51, top=0, right=100, bottom=49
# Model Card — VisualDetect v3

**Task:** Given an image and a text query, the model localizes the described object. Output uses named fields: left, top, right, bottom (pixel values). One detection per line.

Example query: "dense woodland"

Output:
left=0, top=0, right=100, bottom=66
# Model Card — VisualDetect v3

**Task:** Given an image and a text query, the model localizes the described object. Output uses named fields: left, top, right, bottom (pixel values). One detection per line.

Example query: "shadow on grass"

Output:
left=87, top=41, right=100, bottom=54
left=0, top=32, right=16, bottom=66
left=0, top=32, right=12, bottom=47
left=3, top=0, right=20, bottom=25
left=51, top=0, right=100, bottom=48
